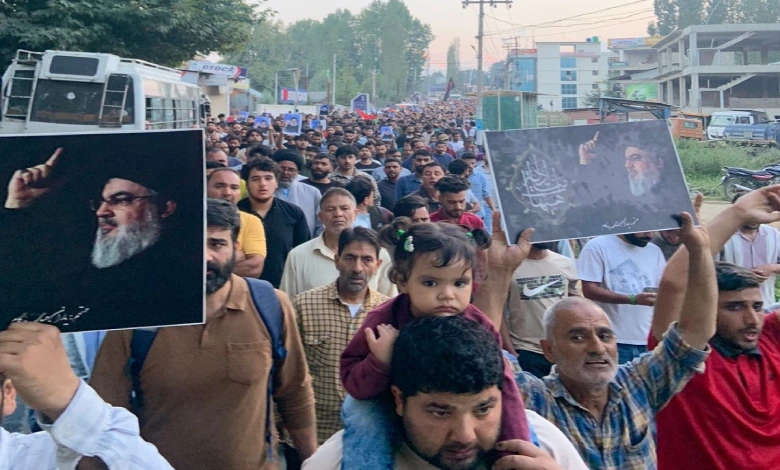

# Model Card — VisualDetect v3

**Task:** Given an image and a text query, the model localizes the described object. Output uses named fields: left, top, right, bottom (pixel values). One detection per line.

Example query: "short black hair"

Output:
left=448, top=159, right=469, bottom=176
left=345, top=177, right=374, bottom=205
left=393, top=195, right=428, bottom=219
left=313, top=152, right=332, bottom=162
left=226, top=134, right=241, bottom=143
left=246, top=128, right=262, bottom=137
left=384, top=157, right=402, bottom=166
left=247, top=144, right=274, bottom=160
left=338, top=226, right=380, bottom=257
left=434, top=175, right=470, bottom=195
left=207, top=198, right=241, bottom=243
left=413, top=149, right=432, bottom=158
left=716, top=262, right=763, bottom=292
left=206, top=160, right=225, bottom=170
left=241, top=157, right=280, bottom=181
left=391, top=316, right=504, bottom=399
left=460, top=152, right=476, bottom=160
left=273, top=149, right=304, bottom=171
left=306, top=146, right=321, bottom=153
left=336, top=145, right=358, bottom=159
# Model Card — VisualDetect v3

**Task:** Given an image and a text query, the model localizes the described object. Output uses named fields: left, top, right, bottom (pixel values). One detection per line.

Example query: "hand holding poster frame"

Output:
left=254, top=116, right=272, bottom=132
left=483, top=120, right=696, bottom=243
left=0, top=130, right=205, bottom=333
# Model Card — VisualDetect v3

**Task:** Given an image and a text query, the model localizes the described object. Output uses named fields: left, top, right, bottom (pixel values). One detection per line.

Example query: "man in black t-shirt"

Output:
left=354, top=145, right=381, bottom=177
left=301, top=153, right=344, bottom=195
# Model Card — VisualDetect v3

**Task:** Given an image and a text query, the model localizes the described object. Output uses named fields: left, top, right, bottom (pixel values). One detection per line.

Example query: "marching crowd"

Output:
left=2, top=99, right=780, bottom=470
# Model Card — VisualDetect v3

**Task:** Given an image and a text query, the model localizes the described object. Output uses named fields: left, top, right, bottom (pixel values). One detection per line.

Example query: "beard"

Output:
left=628, top=169, right=661, bottom=197
left=206, top=257, right=235, bottom=295
left=277, top=179, right=292, bottom=189
left=311, top=170, right=329, bottom=180
left=91, top=207, right=162, bottom=269
left=623, top=233, right=651, bottom=248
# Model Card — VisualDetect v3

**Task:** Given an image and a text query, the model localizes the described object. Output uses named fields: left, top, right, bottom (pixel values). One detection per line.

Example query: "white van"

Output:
left=707, top=110, right=770, bottom=140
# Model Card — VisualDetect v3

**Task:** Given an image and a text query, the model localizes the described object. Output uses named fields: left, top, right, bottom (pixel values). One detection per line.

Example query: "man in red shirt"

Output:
left=429, top=175, right=485, bottom=231
left=650, top=185, right=780, bottom=470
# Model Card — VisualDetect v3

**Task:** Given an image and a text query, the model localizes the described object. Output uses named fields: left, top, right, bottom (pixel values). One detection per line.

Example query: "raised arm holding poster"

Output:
left=0, top=130, right=205, bottom=333
left=484, top=120, right=696, bottom=243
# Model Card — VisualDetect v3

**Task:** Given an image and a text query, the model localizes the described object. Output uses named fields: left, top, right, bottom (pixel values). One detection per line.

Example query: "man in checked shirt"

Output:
left=293, top=226, right=389, bottom=444
left=472, top=208, right=719, bottom=470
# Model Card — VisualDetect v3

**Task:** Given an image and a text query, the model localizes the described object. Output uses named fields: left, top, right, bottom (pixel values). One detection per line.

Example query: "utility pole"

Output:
left=293, top=68, right=300, bottom=112
left=274, top=72, right=279, bottom=105
left=503, top=35, right=522, bottom=90
left=462, top=0, right=513, bottom=126
left=426, top=54, right=431, bottom=95
left=332, top=54, right=337, bottom=106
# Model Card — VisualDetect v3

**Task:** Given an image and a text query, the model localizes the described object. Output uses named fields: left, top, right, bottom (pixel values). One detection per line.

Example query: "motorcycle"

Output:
left=721, top=165, right=780, bottom=201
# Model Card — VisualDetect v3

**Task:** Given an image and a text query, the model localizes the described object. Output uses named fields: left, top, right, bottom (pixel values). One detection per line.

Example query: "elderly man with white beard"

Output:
left=3, top=147, right=195, bottom=332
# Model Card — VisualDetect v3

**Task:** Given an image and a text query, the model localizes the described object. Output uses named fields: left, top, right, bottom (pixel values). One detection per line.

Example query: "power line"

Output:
left=486, top=8, right=653, bottom=31
left=529, top=14, right=657, bottom=39
left=485, top=0, right=651, bottom=30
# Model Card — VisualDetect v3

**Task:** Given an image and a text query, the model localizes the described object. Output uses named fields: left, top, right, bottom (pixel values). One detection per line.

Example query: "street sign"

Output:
left=351, top=94, right=370, bottom=113
left=186, top=60, right=247, bottom=79
left=279, top=88, right=308, bottom=105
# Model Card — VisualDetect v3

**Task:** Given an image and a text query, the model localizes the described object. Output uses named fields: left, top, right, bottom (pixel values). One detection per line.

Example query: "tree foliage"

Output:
left=0, top=0, right=265, bottom=70
left=225, top=0, right=433, bottom=106
left=649, top=0, right=780, bottom=34
left=446, top=39, right=461, bottom=91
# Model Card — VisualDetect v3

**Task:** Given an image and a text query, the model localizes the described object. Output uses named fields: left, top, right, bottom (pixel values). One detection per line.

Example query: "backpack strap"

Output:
left=126, top=328, right=158, bottom=416
left=244, top=277, right=288, bottom=461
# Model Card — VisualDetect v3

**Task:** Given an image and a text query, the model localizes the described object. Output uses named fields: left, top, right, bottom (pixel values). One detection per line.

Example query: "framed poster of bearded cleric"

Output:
left=0, top=130, right=205, bottom=333
left=483, top=120, right=696, bottom=243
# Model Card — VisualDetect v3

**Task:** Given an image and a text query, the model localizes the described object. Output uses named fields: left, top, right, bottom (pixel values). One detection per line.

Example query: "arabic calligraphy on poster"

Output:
left=509, top=146, right=574, bottom=224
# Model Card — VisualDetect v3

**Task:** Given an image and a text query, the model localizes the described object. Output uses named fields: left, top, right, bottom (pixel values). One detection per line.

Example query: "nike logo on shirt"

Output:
left=523, top=279, right=562, bottom=297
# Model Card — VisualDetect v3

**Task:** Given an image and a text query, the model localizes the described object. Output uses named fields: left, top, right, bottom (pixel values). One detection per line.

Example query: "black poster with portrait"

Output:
left=484, top=120, right=696, bottom=243
left=0, top=129, right=205, bottom=332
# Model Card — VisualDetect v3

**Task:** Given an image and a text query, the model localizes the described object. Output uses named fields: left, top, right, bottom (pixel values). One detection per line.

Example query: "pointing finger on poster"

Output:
left=578, top=131, right=598, bottom=165
left=5, top=147, right=64, bottom=209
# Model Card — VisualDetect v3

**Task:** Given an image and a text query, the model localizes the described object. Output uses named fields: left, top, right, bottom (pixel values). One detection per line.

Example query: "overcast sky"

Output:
left=269, top=0, right=654, bottom=70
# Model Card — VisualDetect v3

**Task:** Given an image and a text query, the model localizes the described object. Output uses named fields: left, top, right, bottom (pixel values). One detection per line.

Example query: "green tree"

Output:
left=446, top=39, right=461, bottom=91
left=650, top=0, right=678, bottom=35
left=0, top=0, right=264, bottom=70
left=677, top=0, right=704, bottom=28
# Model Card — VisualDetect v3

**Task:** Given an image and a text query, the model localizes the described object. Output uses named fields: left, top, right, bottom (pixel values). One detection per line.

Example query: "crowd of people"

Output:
left=3, top=99, right=780, bottom=470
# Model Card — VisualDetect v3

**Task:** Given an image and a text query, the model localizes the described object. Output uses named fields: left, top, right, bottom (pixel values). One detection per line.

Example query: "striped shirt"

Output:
left=294, top=281, right=388, bottom=444
left=515, top=324, right=709, bottom=470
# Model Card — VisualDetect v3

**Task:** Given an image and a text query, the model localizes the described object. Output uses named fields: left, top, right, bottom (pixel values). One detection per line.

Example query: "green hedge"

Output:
left=677, top=141, right=780, bottom=198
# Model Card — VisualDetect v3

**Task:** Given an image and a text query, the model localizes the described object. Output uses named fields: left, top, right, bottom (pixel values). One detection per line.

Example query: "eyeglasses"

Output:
left=279, top=167, right=299, bottom=174
left=90, top=192, right=155, bottom=211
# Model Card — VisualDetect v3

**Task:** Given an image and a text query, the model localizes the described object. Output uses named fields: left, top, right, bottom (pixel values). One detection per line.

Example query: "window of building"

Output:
left=562, top=97, right=578, bottom=109
left=592, top=70, right=599, bottom=76
left=561, top=84, right=577, bottom=95
left=592, top=84, right=600, bottom=90
left=560, top=58, right=576, bottom=69
left=561, top=71, right=577, bottom=81
left=591, top=57, right=599, bottom=63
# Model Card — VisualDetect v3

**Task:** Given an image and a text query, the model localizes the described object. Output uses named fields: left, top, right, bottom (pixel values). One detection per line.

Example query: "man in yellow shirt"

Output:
left=207, top=167, right=266, bottom=277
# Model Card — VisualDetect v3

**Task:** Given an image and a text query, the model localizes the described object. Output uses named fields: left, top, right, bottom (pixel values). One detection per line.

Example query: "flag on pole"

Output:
left=356, top=109, right=378, bottom=121
left=443, top=78, right=456, bottom=101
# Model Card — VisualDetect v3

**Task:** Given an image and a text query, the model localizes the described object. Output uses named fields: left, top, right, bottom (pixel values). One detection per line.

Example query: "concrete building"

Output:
left=607, top=37, right=661, bottom=78
left=508, top=40, right=610, bottom=111
left=650, top=24, right=780, bottom=116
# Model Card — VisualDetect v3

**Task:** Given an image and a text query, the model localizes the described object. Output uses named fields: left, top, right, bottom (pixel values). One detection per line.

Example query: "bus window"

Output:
left=30, top=80, right=102, bottom=124
left=163, top=99, right=175, bottom=129
left=146, top=97, right=165, bottom=129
